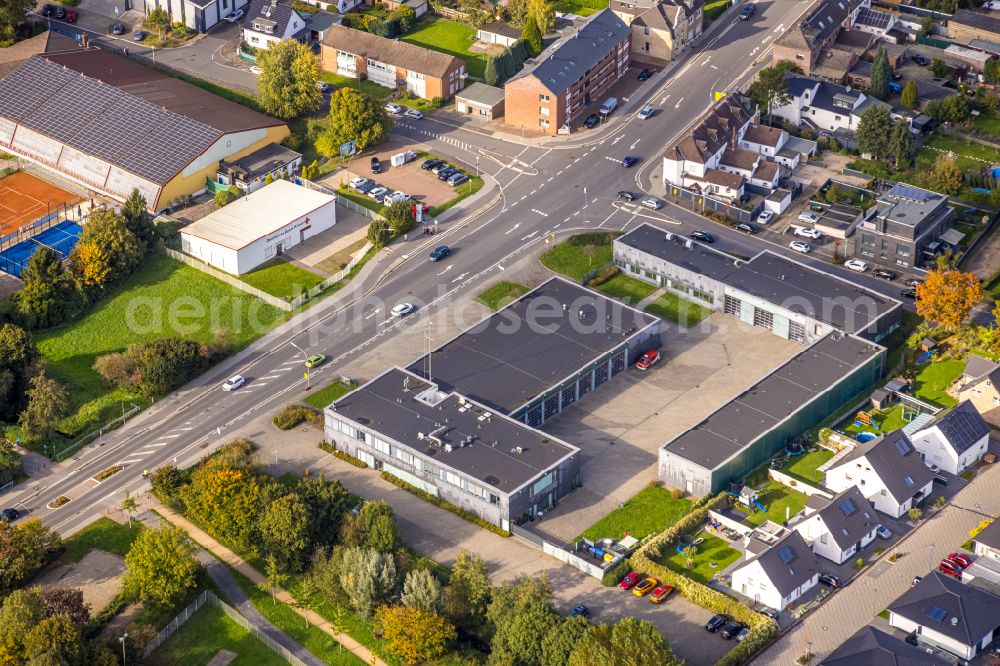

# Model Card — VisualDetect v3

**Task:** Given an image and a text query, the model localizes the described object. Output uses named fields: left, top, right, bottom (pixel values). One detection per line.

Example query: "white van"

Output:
left=600, top=97, right=618, bottom=117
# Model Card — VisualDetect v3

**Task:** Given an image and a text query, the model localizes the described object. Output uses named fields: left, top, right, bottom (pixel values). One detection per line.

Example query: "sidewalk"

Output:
left=154, top=501, right=389, bottom=666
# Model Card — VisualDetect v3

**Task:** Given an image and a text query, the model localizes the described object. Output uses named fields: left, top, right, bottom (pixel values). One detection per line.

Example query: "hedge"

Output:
left=380, top=471, right=511, bottom=538
left=566, top=232, right=620, bottom=246
left=602, top=558, right=630, bottom=587
left=272, top=404, right=323, bottom=430
left=587, top=265, right=619, bottom=287
left=318, top=441, right=369, bottom=468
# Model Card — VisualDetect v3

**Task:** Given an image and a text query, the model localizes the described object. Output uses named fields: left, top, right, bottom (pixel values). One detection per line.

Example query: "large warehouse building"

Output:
left=325, top=278, right=660, bottom=528
left=0, top=46, right=288, bottom=211
left=180, top=180, right=336, bottom=275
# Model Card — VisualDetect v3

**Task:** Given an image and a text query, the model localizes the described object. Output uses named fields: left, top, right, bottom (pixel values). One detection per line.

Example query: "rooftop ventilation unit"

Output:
left=444, top=444, right=453, bottom=452
left=511, top=446, right=524, bottom=454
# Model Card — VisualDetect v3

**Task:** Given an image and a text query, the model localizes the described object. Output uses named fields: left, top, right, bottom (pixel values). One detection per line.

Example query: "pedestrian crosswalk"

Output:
left=397, top=123, right=474, bottom=152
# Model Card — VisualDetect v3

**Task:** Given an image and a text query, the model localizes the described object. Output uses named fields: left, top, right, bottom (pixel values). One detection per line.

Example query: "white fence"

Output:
left=768, top=469, right=833, bottom=499
left=164, top=248, right=294, bottom=311
left=336, top=195, right=386, bottom=222
left=142, top=590, right=310, bottom=666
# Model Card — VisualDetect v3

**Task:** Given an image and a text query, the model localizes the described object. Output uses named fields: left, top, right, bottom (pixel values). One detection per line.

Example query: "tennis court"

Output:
left=0, top=171, right=81, bottom=236
left=0, top=221, right=83, bottom=277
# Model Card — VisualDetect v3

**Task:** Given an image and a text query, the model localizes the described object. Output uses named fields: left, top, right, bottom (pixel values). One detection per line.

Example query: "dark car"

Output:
left=618, top=191, right=637, bottom=201
left=429, top=245, right=450, bottom=262
left=913, top=54, right=929, bottom=66
left=622, top=156, right=639, bottom=168
left=437, top=167, right=459, bottom=181
left=900, top=288, right=917, bottom=299
left=112, top=22, right=124, bottom=34
left=690, top=230, right=715, bottom=243
left=706, top=614, right=729, bottom=632
left=720, top=622, right=745, bottom=639
left=738, top=3, right=755, bottom=20
left=583, top=113, right=601, bottom=129
left=637, top=68, right=654, bottom=81
left=54, top=5, right=66, bottom=18
left=872, top=269, right=897, bottom=280
left=42, top=4, right=54, bottom=16
left=421, top=159, right=442, bottom=170
left=568, top=604, right=590, bottom=618
left=819, top=574, right=841, bottom=589
left=448, top=173, right=469, bottom=187
left=431, top=162, right=451, bottom=175
left=1, top=508, right=19, bottom=522
left=756, top=607, right=780, bottom=621
left=734, top=222, right=756, bottom=234
left=371, top=157, right=382, bottom=174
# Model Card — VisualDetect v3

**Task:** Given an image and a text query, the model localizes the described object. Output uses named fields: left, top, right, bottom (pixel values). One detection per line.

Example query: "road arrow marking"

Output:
left=630, top=139, right=640, bottom=150
left=451, top=272, right=468, bottom=283
left=660, top=94, right=671, bottom=104
left=521, top=230, right=540, bottom=240
left=437, top=265, right=452, bottom=276
left=505, top=223, right=521, bottom=235
left=675, top=97, right=685, bottom=109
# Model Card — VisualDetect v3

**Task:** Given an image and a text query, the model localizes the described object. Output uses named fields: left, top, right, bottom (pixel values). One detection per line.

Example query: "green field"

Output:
left=552, top=0, right=605, bottom=15
left=644, top=291, right=712, bottom=327
left=971, top=114, right=1000, bottom=137
left=596, top=274, right=657, bottom=304
left=239, top=258, right=324, bottom=300
left=738, top=482, right=808, bottom=527
left=841, top=403, right=909, bottom=437
left=657, top=533, right=741, bottom=585
left=476, top=281, right=531, bottom=311
left=61, top=517, right=143, bottom=563
left=778, top=447, right=834, bottom=485
left=576, top=486, right=693, bottom=542
left=150, top=603, right=288, bottom=666
left=916, top=135, right=1000, bottom=171
left=539, top=234, right=616, bottom=281
left=304, top=381, right=356, bottom=410
left=402, top=18, right=486, bottom=78
left=319, top=71, right=393, bottom=100
left=913, top=358, right=963, bottom=408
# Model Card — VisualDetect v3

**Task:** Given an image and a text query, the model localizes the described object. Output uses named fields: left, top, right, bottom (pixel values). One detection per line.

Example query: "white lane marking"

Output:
left=521, top=230, right=540, bottom=240
left=530, top=209, right=549, bottom=217
left=711, top=64, right=719, bottom=70
left=573, top=210, right=581, bottom=216
left=629, top=139, right=640, bottom=150
left=364, top=309, right=380, bottom=320
left=774, top=23, right=784, bottom=32
left=281, top=359, right=300, bottom=366
left=260, top=374, right=281, bottom=380
left=701, top=56, right=711, bottom=66
left=660, top=94, right=670, bottom=104
left=451, top=272, right=468, bottom=283
left=163, top=434, right=181, bottom=439
left=120, top=457, right=144, bottom=465
left=520, top=194, right=527, bottom=201
left=505, top=223, right=521, bottom=235
left=176, top=426, right=194, bottom=431
left=675, top=97, right=685, bottom=109
left=437, top=265, right=452, bottom=276
left=751, top=46, right=759, bottom=56
left=547, top=176, right=554, bottom=182
left=140, top=443, right=168, bottom=450
left=563, top=216, right=571, bottom=222
left=553, top=223, right=561, bottom=229
left=611, top=134, right=625, bottom=145
left=599, top=211, right=617, bottom=226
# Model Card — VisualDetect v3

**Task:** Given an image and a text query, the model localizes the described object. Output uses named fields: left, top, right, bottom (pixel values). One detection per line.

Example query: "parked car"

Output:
left=391, top=303, right=414, bottom=317
left=622, top=156, right=639, bottom=168
left=368, top=186, right=389, bottom=200
left=385, top=102, right=404, bottom=115
left=900, top=288, right=917, bottom=299
left=736, top=628, right=750, bottom=642
left=913, top=54, right=929, bottom=66
left=938, top=560, right=963, bottom=579
left=65, top=9, right=77, bottom=22
left=948, top=552, right=974, bottom=568
left=632, top=577, right=658, bottom=597
left=428, top=245, right=450, bottom=262
left=371, top=157, right=382, bottom=174
left=437, top=167, right=459, bottom=181
left=790, top=240, right=812, bottom=253
left=112, top=22, right=124, bottom=34
left=734, top=222, right=756, bottom=234
left=249, top=65, right=263, bottom=75
left=819, top=574, right=841, bottom=589
left=756, top=608, right=780, bottom=621
left=431, top=162, right=452, bottom=175
left=638, top=105, right=655, bottom=119
left=638, top=68, right=654, bottom=80
left=905, top=278, right=923, bottom=288
left=421, top=159, right=442, bottom=171
left=619, top=571, right=642, bottom=590
left=133, top=29, right=146, bottom=41
left=618, top=190, right=637, bottom=201
left=404, top=109, right=423, bottom=120
left=583, top=113, right=601, bottom=129
left=568, top=604, right=590, bottom=618
left=738, top=3, right=755, bottom=19
left=448, top=173, right=470, bottom=187
left=795, top=226, right=822, bottom=239
left=222, top=375, right=245, bottom=391
left=706, top=615, right=729, bottom=632
left=844, top=259, right=868, bottom=272
left=873, top=269, right=897, bottom=280
left=797, top=212, right=821, bottom=225
left=721, top=622, right=745, bottom=639
left=42, top=4, right=54, bottom=16
left=876, top=524, right=893, bottom=540
left=305, top=354, right=326, bottom=368
left=356, top=181, right=376, bottom=195
left=649, top=584, right=674, bottom=603
left=636, top=350, right=661, bottom=370
left=757, top=210, right=774, bottom=224
left=1, top=508, right=20, bottom=522
left=690, top=229, right=715, bottom=243
left=224, top=9, right=244, bottom=22
left=54, top=5, right=66, bottom=18
left=642, top=197, right=662, bottom=210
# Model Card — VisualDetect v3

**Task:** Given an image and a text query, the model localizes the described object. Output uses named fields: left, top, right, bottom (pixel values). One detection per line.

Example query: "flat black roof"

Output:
left=406, top=277, right=657, bottom=414
left=329, top=368, right=577, bottom=493
left=663, top=334, right=882, bottom=470
left=616, top=224, right=741, bottom=282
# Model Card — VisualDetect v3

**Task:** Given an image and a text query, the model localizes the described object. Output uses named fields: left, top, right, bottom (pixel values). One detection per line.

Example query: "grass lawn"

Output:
left=150, top=603, right=287, bottom=666
left=779, top=447, right=835, bottom=486
left=913, top=359, right=963, bottom=408
left=320, top=71, right=392, bottom=100
left=595, top=273, right=657, bottom=304
left=576, top=486, right=693, bottom=542
left=644, top=291, right=712, bottom=327
left=315, top=238, right=368, bottom=275
left=304, top=381, right=356, bottom=410
left=657, top=533, right=742, bottom=585
left=738, top=481, right=809, bottom=527
left=539, top=234, right=616, bottom=281
left=60, top=517, right=142, bottom=563
left=552, top=0, right=605, bottom=15
left=402, top=18, right=485, bottom=79
left=916, top=135, right=1000, bottom=171
left=476, top=281, right=531, bottom=311
left=239, top=258, right=324, bottom=300
left=841, top=403, right=910, bottom=437
left=703, top=0, right=731, bottom=20
left=972, top=114, right=1000, bottom=137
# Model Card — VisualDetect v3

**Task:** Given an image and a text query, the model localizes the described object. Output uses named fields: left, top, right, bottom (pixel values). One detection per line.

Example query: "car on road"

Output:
left=568, top=604, right=590, bottom=618
left=583, top=113, right=601, bottom=129
left=1, top=508, right=20, bottom=522
left=900, top=288, right=917, bottom=299
left=632, top=577, right=657, bottom=597
left=757, top=210, right=774, bottom=224
left=421, top=159, right=442, bottom=170
left=913, top=54, right=929, bottom=66
left=638, top=68, right=654, bottom=81
left=618, top=191, right=637, bottom=201
left=636, top=350, right=661, bottom=370
left=736, top=628, right=750, bottom=642
left=873, top=269, right=897, bottom=280
left=876, top=524, right=893, bottom=540
left=385, top=102, right=404, bottom=115
left=133, top=30, right=146, bottom=41
left=391, top=303, right=414, bottom=317
left=948, top=552, right=974, bottom=568
left=790, top=240, right=812, bottom=254
left=844, top=259, right=868, bottom=272
left=224, top=9, right=244, bottom=22
left=794, top=226, right=822, bottom=239
left=54, top=5, right=66, bottom=18
left=370, top=157, right=382, bottom=174
left=738, top=3, right=755, bottom=19
left=938, top=559, right=963, bottom=579
left=619, top=571, right=642, bottom=590
left=649, top=584, right=674, bottom=603
left=690, top=229, right=715, bottom=243
left=622, top=156, right=639, bottom=168
left=819, top=574, right=841, bottom=589
left=65, top=9, right=77, bottom=21
left=404, top=109, right=423, bottom=120
left=706, top=615, right=729, bottom=632
left=112, top=22, right=124, bottom=34
left=249, top=65, right=263, bottom=75
left=905, top=278, right=923, bottom=288
left=638, top=105, right=655, bottom=119
left=429, top=245, right=450, bottom=262
left=223, top=375, right=245, bottom=391
left=431, top=162, right=452, bottom=175
left=734, top=222, right=756, bottom=234
left=305, top=354, right=326, bottom=369
left=641, top=197, right=662, bottom=210
left=448, top=173, right=470, bottom=187
left=720, top=622, right=745, bottom=639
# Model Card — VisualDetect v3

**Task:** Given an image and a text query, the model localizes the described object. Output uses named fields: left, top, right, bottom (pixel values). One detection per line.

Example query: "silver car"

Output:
left=641, top=197, right=662, bottom=210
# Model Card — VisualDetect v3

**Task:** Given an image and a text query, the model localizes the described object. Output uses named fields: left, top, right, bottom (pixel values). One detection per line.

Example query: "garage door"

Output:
left=724, top=295, right=741, bottom=317
left=753, top=307, right=773, bottom=331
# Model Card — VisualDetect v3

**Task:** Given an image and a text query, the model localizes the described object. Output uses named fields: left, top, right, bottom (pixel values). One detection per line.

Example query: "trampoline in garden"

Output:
left=0, top=220, right=82, bottom=277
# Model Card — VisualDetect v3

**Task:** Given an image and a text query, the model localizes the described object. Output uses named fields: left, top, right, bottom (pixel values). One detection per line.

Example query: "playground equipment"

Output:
left=853, top=410, right=880, bottom=431
left=675, top=533, right=705, bottom=554
left=728, top=486, right=767, bottom=514
left=705, top=520, right=721, bottom=536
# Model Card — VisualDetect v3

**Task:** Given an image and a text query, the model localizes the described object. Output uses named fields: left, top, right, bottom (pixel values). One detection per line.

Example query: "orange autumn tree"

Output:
left=70, top=241, right=113, bottom=289
left=375, top=606, right=455, bottom=664
left=916, top=268, right=983, bottom=329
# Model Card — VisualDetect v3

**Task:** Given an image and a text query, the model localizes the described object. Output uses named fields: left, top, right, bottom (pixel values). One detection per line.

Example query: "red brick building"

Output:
left=504, top=10, right=631, bottom=135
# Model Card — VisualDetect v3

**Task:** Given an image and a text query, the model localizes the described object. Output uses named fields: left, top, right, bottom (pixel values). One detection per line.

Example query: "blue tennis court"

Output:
left=0, top=221, right=83, bottom=278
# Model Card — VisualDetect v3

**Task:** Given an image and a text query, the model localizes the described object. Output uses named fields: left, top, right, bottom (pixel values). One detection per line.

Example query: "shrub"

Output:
left=669, top=487, right=685, bottom=500
left=601, top=559, right=630, bottom=587
left=272, top=404, right=322, bottom=430
left=93, top=465, right=124, bottom=482
left=381, top=472, right=510, bottom=537
left=318, top=441, right=369, bottom=468
left=586, top=265, right=619, bottom=287
left=567, top=232, right=619, bottom=247
left=908, top=507, right=923, bottom=522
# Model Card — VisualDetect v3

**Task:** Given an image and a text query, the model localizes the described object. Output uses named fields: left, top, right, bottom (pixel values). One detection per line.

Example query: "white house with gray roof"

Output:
left=730, top=530, right=821, bottom=610
left=824, top=430, right=933, bottom=518
left=791, top=485, right=879, bottom=564
left=770, top=74, right=893, bottom=134
left=241, top=0, right=307, bottom=48
left=909, top=401, right=990, bottom=475
left=820, top=625, right=952, bottom=666
left=973, top=519, right=1000, bottom=562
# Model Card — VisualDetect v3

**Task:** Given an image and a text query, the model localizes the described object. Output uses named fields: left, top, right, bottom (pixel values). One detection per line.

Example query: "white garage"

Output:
left=180, top=179, right=336, bottom=275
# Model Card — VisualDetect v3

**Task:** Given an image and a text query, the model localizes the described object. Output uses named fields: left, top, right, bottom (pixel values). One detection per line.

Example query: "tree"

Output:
left=521, top=16, right=543, bottom=56
left=916, top=268, right=983, bottom=329
left=941, top=94, right=969, bottom=123
left=257, top=40, right=322, bottom=120
left=40, top=588, right=90, bottom=628
left=340, top=500, right=398, bottom=552
left=69, top=240, right=114, bottom=290
left=122, top=526, right=200, bottom=608
left=319, top=88, right=392, bottom=155
left=540, top=616, right=591, bottom=666
left=487, top=577, right=556, bottom=664
left=442, top=550, right=491, bottom=631
left=384, top=200, right=413, bottom=235
left=0, top=323, right=38, bottom=422
left=367, top=218, right=392, bottom=249
left=19, top=370, right=70, bottom=438
left=13, top=247, right=80, bottom=329
left=528, top=0, right=554, bottom=32
left=930, top=57, right=948, bottom=78
left=145, top=6, right=170, bottom=38
left=0, top=438, right=24, bottom=487
left=375, top=606, right=456, bottom=664
left=889, top=119, right=912, bottom=167
left=568, top=618, right=678, bottom=666
left=985, top=57, right=1000, bottom=85
left=400, top=568, right=442, bottom=613
left=122, top=188, right=155, bottom=251
left=214, top=189, right=232, bottom=208
left=338, top=547, right=398, bottom=618
left=264, top=554, right=290, bottom=604
left=856, top=104, right=892, bottom=159
left=870, top=45, right=890, bottom=99
left=930, top=154, right=963, bottom=195
left=260, top=493, right=311, bottom=571
left=127, top=337, right=205, bottom=399
left=390, top=5, right=416, bottom=31
left=0, top=519, right=61, bottom=594
left=22, top=613, right=84, bottom=666
left=0, top=0, right=35, bottom=48
left=918, top=16, right=935, bottom=37
left=484, top=56, right=500, bottom=86
left=749, top=60, right=796, bottom=122
left=0, top=587, right=45, bottom=661
left=900, top=80, right=918, bottom=109
left=73, top=207, right=142, bottom=287
left=121, top=490, right=139, bottom=528
left=181, top=456, right=262, bottom=551
left=297, top=475, right=351, bottom=549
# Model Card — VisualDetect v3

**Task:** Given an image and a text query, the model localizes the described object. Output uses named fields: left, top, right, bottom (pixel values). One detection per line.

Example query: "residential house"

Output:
left=771, top=0, right=872, bottom=78
left=955, top=355, right=1000, bottom=423
left=740, top=124, right=789, bottom=160
left=948, top=9, right=1000, bottom=46
left=215, top=143, right=302, bottom=194
left=792, top=485, right=879, bottom=564
left=241, top=0, right=307, bottom=49
left=824, top=430, right=933, bottom=518
left=455, top=82, right=505, bottom=120
left=888, top=571, right=1000, bottom=661
left=770, top=74, right=892, bottom=135
left=320, top=24, right=466, bottom=100
left=909, top=400, right=991, bottom=475
left=296, top=0, right=361, bottom=13
left=974, top=519, right=1000, bottom=561
left=477, top=22, right=520, bottom=48
left=730, top=531, right=821, bottom=611
left=610, top=0, right=703, bottom=63
left=143, top=0, right=247, bottom=32
left=504, top=10, right=631, bottom=135
left=851, top=7, right=898, bottom=40
left=820, top=625, right=952, bottom=666
left=855, top=182, right=956, bottom=270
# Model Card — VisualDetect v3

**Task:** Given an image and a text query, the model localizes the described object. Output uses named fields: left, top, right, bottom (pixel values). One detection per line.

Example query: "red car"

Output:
left=938, top=560, right=963, bottom=580
left=947, top=552, right=973, bottom=569
left=65, top=9, right=77, bottom=21
left=649, top=584, right=674, bottom=604
left=636, top=350, right=661, bottom=370
left=619, top=571, right=642, bottom=590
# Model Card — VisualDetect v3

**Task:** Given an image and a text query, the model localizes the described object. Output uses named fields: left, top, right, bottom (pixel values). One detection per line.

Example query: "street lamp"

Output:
left=119, top=633, right=128, bottom=665
left=289, top=341, right=311, bottom=390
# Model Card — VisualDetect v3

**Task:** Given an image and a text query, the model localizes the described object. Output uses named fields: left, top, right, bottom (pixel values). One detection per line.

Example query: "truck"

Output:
left=600, top=97, right=618, bottom=117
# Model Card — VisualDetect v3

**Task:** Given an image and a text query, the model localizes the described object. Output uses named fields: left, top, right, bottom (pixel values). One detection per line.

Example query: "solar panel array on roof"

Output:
left=856, top=8, right=892, bottom=29
left=0, top=57, right=78, bottom=122
left=74, top=95, right=166, bottom=164
left=777, top=546, right=795, bottom=564
left=839, top=497, right=857, bottom=516
left=27, top=75, right=122, bottom=144
left=887, top=183, right=932, bottom=202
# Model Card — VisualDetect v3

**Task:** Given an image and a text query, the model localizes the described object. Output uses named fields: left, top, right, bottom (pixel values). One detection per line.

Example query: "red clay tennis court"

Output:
left=0, top=171, right=82, bottom=236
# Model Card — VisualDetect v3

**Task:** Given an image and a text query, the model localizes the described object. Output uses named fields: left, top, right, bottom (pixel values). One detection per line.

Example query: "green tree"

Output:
left=145, top=6, right=170, bottom=37
left=375, top=606, right=456, bottom=663
left=568, top=618, right=678, bottom=666
left=400, top=568, right=442, bottom=614
left=128, top=337, right=204, bottom=399
left=181, top=455, right=262, bottom=551
left=749, top=60, right=797, bottom=122
left=13, top=246, right=80, bottom=329
left=367, top=218, right=392, bottom=249
left=74, top=207, right=142, bottom=286
left=341, top=500, right=398, bottom=552
left=889, top=119, right=912, bottom=167
left=522, top=15, right=543, bottom=56
left=318, top=88, right=392, bottom=155
left=528, top=0, right=554, bottom=32
left=985, top=57, right=1000, bottom=85
left=296, top=474, right=351, bottom=550
left=825, top=184, right=842, bottom=204
left=122, top=188, right=155, bottom=252
left=22, top=613, right=85, bottom=666
left=941, top=94, right=969, bottom=122
left=856, top=104, right=892, bottom=159
left=0, top=519, right=61, bottom=595
left=0, top=437, right=24, bottom=487
left=0, top=0, right=35, bottom=47
left=214, top=189, right=231, bottom=208
left=918, top=16, right=934, bottom=37
left=0, top=587, right=45, bottom=662
left=121, top=490, right=139, bottom=528
left=870, top=45, right=890, bottom=99
left=442, top=550, right=491, bottom=632
left=19, top=370, right=70, bottom=439
left=384, top=200, right=413, bottom=235
left=122, top=526, right=200, bottom=608
left=931, top=57, right=948, bottom=78
left=338, top=546, right=398, bottom=618
left=257, top=39, right=322, bottom=120
left=930, top=154, right=963, bottom=195
left=487, top=577, right=556, bottom=664
left=900, top=80, right=918, bottom=109
left=484, top=56, right=500, bottom=86
left=390, top=5, right=416, bottom=31
left=540, top=616, right=591, bottom=666
left=261, top=493, right=311, bottom=572
left=0, top=323, right=38, bottom=421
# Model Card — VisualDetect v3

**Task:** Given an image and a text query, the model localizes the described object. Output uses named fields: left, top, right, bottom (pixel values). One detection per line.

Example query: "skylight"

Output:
left=839, top=498, right=857, bottom=517
left=778, top=546, right=794, bottom=564
left=927, top=606, right=948, bottom=622
left=904, top=476, right=914, bottom=486
left=894, top=438, right=912, bottom=455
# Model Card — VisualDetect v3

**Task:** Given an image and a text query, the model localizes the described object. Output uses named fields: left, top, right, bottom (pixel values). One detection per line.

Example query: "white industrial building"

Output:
left=180, top=180, right=336, bottom=275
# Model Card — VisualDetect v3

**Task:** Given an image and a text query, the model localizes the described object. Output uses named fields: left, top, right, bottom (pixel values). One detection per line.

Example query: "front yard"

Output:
left=576, top=485, right=693, bottom=542
left=656, top=533, right=742, bottom=585
left=644, top=291, right=712, bottom=327
left=239, top=258, right=324, bottom=300
left=401, top=18, right=486, bottom=79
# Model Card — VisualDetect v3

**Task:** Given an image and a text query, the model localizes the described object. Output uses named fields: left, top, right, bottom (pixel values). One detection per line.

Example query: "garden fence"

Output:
left=0, top=480, right=13, bottom=496
left=289, top=242, right=372, bottom=309
left=335, top=195, right=386, bottom=222
left=53, top=403, right=141, bottom=461
left=141, top=590, right=310, bottom=666
left=164, top=248, right=293, bottom=312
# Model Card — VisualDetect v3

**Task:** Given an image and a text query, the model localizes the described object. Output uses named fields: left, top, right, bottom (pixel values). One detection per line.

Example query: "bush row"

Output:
left=272, top=404, right=323, bottom=430
left=566, top=232, right=620, bottom=247
left=318, top=441, right=369, bottom=468
left=380, top=471, right=510, bottom=538
left=586, top=265, right=619, bottom=287
left=601, top=558, right=630, bottom=587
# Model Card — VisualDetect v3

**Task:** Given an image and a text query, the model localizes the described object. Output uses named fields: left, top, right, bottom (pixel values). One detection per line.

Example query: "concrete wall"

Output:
left=768, top=469, right=832, bottom=498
